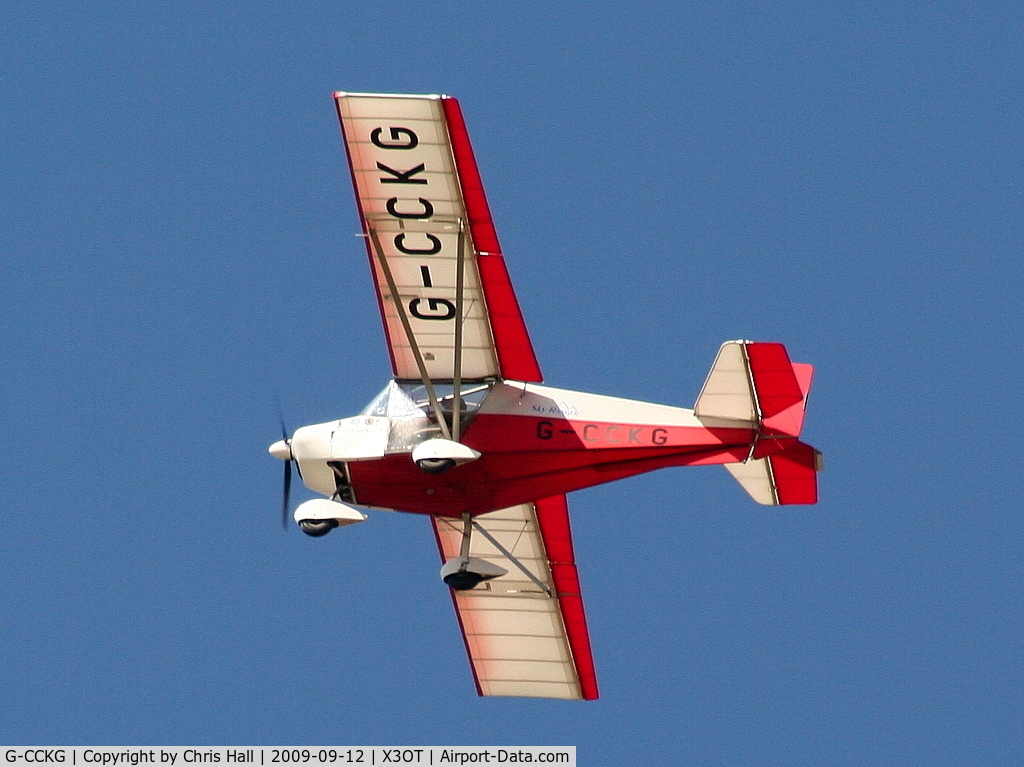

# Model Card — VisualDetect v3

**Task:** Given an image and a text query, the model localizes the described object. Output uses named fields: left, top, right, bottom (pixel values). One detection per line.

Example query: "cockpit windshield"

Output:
left=360, top=380, right=425, bottom=419
left=360, top=380, right=493, bottom=452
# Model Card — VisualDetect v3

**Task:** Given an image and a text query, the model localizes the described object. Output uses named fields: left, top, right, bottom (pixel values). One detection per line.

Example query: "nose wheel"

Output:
left=298, top=519, right=339, bottom=537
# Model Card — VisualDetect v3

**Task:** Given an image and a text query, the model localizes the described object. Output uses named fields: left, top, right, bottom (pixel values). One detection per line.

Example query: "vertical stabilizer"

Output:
left=695, top=340, right=810, bottom=438
left=694, top=340, right=757, bottom=424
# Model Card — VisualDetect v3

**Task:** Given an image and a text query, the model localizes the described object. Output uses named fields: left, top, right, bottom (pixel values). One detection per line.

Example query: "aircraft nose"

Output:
left=268, top=439, right=292, bottom=460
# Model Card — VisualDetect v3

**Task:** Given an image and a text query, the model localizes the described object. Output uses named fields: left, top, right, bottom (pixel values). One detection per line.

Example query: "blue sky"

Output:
left=3, top=2, right=1022, bottom=763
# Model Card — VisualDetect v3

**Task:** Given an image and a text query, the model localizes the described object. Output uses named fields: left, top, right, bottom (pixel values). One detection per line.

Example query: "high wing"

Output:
left=335, top=92, right=542, bottom=384
left=337, top=93, right=596, bottom=699
left=431, top=496, right=599, bottom=700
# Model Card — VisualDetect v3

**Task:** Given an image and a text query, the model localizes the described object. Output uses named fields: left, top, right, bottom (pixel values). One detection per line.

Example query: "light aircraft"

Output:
left=269, top=92, right=822, bottom=701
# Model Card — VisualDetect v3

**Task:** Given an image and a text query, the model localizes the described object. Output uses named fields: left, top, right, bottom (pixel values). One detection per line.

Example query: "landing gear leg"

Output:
left=442, top=513, right=480, bottom=590
left=440, top=512, right=507, bottom=591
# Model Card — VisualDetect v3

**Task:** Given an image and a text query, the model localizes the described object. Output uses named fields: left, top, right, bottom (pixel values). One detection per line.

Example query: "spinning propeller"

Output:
left=269, top=416, right=296, bottom=531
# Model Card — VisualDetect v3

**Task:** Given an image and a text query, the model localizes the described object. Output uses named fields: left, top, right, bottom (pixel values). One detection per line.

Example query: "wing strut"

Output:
left=368, top=221, right=473, bottom=443
left=471, top=519, right=552, bottom=595
left=367, top=226, right=452, bottom=441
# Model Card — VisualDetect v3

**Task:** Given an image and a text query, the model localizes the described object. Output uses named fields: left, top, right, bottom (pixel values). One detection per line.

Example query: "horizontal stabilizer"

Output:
left=726, top=440, right=822, bottom=505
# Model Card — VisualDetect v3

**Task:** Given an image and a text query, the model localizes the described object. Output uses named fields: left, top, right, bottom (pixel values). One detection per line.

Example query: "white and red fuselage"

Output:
left=288, top=377, right=803, bottom=518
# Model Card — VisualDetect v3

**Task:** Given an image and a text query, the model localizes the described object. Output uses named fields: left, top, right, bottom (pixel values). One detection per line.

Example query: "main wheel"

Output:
left=443, top=570, right=484, bottom=591
left=417, top=457, right=457, bottom=474
left=298, top=518, right=339, bottom=537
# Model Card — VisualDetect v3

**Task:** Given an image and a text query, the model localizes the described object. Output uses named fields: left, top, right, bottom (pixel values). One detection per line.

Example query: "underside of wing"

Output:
left=431, top=496, right=598, bottom=700
left=335, top=92, right=542, bottom=384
